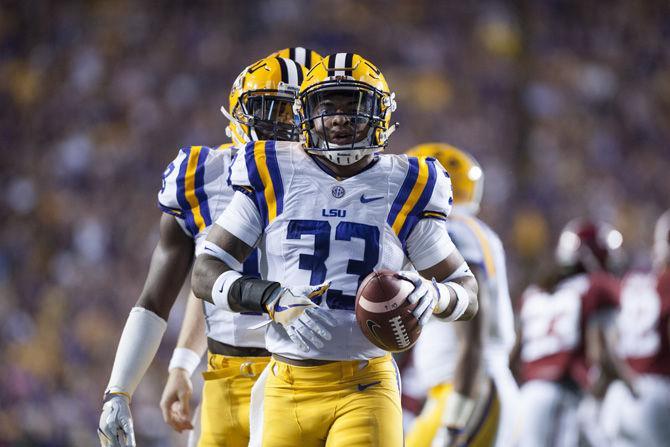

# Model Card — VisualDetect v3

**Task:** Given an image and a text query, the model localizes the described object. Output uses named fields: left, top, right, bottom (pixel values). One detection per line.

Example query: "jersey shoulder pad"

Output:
left=386, top=154, right=453, bottom=245
left=229, top=140, right=295, bottom=226
left=158, top=145, right=231, bottom=237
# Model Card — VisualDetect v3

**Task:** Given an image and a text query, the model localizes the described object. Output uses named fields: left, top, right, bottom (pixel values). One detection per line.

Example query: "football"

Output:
left=355, top=269, right=422, bottom=352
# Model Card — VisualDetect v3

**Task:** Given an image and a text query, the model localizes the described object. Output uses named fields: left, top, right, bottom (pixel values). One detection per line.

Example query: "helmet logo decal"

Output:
left=331, top=186, right=346, bottom=198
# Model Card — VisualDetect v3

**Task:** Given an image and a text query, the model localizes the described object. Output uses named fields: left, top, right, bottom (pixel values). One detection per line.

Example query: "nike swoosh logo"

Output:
left=357, top=381, right=381, bottom=391
left=360, top=195, right=383, bottom=204
left=275, top=303, right=310, bottom=312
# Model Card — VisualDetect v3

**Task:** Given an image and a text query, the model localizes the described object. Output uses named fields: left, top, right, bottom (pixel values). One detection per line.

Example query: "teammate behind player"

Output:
left=513, top=219, right=625, bottom=447
left=604, top=209, right=670, bottom=446
left=158, top=48, right=322, bottom=447
left=97, top=55, right=307, bottom=447
left=271, top=46, right=323, bottom=70
left=402, top=144, right=517, bottom=447
left=191, top=53, right=478, bottom=447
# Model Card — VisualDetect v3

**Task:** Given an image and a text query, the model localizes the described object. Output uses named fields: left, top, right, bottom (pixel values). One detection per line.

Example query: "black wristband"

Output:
left=228, top=276, right=281, bottom=313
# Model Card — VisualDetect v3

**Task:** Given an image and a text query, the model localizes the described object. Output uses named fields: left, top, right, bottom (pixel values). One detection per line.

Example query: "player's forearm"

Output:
left=508, top=326, right=523, bottom=385
left=442, top=315, right=482, bottom=432
left=451, top=276, right=479, bottom=321
left=166, top=292, right=207, bottom=377
left=105, top=215, right=192, bottom=398
left=175, top=292, right=208, bottom=355
left=432, top=275, right=479, bottom=321
left=192, top=254, right=234, bottom=303
left=452, top=321, right=483, bottom=397
left=453, top=347, right=482, bottom=397
left=419, top=253, right=479, bottom=322
left=452, top=266, right=484, bottom=396
left=193, top=253, right=280, bottom=314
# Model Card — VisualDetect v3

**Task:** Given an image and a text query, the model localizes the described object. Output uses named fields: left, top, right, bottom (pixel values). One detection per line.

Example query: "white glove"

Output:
left=397, top=271, right=441, bottom=326
left=266, top=282, right=336, bottom=352
left=98, top=394, right=136, bottom=447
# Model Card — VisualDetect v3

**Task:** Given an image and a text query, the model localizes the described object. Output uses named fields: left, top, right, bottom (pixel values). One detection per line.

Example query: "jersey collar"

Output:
left=307, top=153, right=380, bottom=181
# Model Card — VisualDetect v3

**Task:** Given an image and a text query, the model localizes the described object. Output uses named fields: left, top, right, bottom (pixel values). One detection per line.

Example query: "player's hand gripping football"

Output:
left=160, top=368, right=194, bottom=432
left=397, top=271, right=440, bottom=326
left=264, top=282, right=337, bottom=352
left=98, top=393, right=136, bottom=447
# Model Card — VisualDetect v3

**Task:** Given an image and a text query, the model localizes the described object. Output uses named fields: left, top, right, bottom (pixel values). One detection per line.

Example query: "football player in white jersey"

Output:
left=158, top=48, right=322, bottom=447
left=97, top=54, right=309, bottom=447
left=401, top=144, right=518, bottom=447
left=600, top=209, right=670, bottom=447
left=191, top=53, right=479, bottom=447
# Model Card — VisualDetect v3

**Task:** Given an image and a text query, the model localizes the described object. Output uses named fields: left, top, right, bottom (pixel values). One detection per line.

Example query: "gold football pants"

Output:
left=405, top=380, right=500, bottom=447
left=260, top=354, right=403, bottom=447
left=198, top=353, right=270, bottom=447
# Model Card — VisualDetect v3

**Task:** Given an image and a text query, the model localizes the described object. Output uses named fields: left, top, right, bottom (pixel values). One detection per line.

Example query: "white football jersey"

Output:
left=224, top=140, right=455, bottom=361
left=410, top=213, right=514, bottom=390
left=159, top=144, right=266, bottom=348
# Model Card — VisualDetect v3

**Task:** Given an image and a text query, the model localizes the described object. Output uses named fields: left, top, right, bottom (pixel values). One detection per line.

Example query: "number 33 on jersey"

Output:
left=226, top=140, right=454, bottom=310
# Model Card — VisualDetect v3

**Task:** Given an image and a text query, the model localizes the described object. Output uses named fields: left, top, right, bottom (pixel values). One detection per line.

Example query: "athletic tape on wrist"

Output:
left=431, top=279, right=451, bottom=314
left=200, top=241, right=243, bottom=271
left=442, top=391, right=476, bottom=429
left=212, top=270, right=243, bottom=311
left=168, top=347, right=202, bottom=377
left=440, top=282, right=470, bottom=322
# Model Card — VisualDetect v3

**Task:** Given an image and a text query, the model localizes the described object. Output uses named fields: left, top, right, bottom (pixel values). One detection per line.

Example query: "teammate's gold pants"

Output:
left=260, top=354, right=403, bottom=447
left=198, top=353, right=270, bottom=447
left=405, top=380, right=500, bottom=447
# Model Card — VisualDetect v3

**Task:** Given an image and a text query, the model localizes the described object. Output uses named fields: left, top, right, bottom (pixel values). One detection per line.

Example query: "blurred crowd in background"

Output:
left=1, top=0, right=668, bottom=445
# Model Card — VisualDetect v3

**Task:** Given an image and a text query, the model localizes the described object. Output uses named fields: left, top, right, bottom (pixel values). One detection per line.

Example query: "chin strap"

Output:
left=380, top=122, right=398, bottom=143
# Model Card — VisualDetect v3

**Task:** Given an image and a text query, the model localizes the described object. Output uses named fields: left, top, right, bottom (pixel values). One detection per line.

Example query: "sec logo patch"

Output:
left=331, top=185, right=345, bottom=198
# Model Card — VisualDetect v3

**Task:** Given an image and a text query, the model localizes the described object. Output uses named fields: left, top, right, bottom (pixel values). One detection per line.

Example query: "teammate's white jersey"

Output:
left=158, top=144, right=266, bottom=348
left=220, top=140, right=457, bottom=361
left=410, top=213, right=514, bottom=391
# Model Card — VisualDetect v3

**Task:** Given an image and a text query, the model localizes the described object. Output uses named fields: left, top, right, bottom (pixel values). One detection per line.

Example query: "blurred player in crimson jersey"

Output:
left=511, top=219, right=632, bottom=447
left=600, top=210, right=670, bottom=447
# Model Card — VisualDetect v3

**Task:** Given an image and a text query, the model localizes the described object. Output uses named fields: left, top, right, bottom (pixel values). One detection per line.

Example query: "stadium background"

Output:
left=1, top=0, right=668, bottom=445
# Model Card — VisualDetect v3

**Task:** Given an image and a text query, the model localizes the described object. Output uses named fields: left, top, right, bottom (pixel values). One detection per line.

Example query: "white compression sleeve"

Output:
left=406, top=218, right=456, bottom=271
left=105, top=307, right=167, bottom=399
